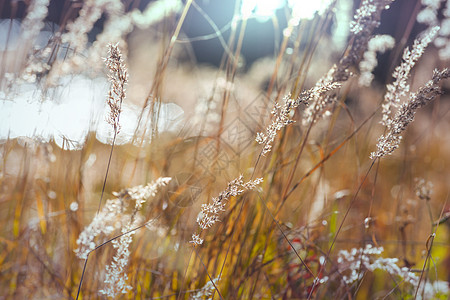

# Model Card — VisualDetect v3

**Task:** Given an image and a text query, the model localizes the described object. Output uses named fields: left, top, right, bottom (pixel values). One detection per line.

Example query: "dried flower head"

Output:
left=256, top=70, right=341, bottom=155
left=417, top=0, right=444, bottom=26
left=99, top=220, right=136, bottom=297
left=62, top=0, right=123, bottom=52
left=414, top=178, right=433, bottom=201
left=337, top=244, right=449, bottom=298
left=371, top=68, right=450, bottom=159
left=74, top=177, right=170, bottom=296
left=191, top=175, right=263, bottom=246
left=350, top=0, right=379, bottom=34
left=125, top=177, right=172, bottom=210
left=74, top=197, right=128, bottom=260
left=301, top=66, right=343, bottom=127
left=335, top=0, right=393, bottom=82
left=381, top=26, right=439, bottom=126
left=359, top=35, right=395, bottom=87
left=190, top=277, right=221, bottom=300
left=256, top=95, right=301, bottom=155
left=47, top=0, right=182, bottom=80
left=105, top=43, right=128, bottom=133
left=433, top=0, right=450, bottom=60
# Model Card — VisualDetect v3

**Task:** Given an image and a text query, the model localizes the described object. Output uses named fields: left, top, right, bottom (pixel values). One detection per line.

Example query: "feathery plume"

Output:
left=75, top=177, right=170, bottom=296
left=414, top=178, right=433, bottom=201
left=75, top=177, right=171, bottom=260
left=416, top=0, right=444, bottom=26
left=99, top=177, right=170, bottom=297
left=257, top=1, right=391, bottom=151
left=191, top=175, right=263, bottom=246
left=99, top=217, right=137, bottom=297
left=256, top=67, right=341, bottom=155
left=10, top=0, right=50, bottom=83
left=255, top=95, right=303, bottom=155
left=20, top=0, right=50, bottom=38
left=358, top=35, right=395, bottom=87
left=105, top=43, right=128, bottom=134
left=190, top=277, right=221, bottom=300
left=48, top=0, right=182, bottom=81
left=432, top=0, right=450, bottom=60
left=350, top=0, right=379, bottom=34
left=371, top=68, right=450, bottom=159
left=62, top=0, right=123, bottom=52
left=301, top=66, right=343, bottom=127
left=300, top=2, right=394, bottom=128
left=381, top=26, right=439, bottom=126
left=337, top=244, right=449, bottom=298
left=335, top=0, right=393, bottom=82
left=74, top=197, right=128, bottom=260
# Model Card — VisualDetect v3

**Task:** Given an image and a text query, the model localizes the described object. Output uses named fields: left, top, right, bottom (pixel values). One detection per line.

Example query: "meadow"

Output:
left=0, top=0, right=449, bottom=299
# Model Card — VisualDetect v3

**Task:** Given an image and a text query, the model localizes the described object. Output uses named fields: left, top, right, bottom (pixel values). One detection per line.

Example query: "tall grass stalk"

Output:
left=1, top=0, right=450, bottom=299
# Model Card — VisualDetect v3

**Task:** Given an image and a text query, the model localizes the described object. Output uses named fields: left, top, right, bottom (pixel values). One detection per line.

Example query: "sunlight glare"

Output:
left=288, top=0, right=333, bottom=23
left=240, top=0, right=285, bottom=20
left=240, top=0, right=333, bottom=22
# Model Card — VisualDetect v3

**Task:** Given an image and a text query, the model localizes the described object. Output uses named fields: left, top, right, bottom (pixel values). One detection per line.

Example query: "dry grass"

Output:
left=0, top=0, right=449, bottom=299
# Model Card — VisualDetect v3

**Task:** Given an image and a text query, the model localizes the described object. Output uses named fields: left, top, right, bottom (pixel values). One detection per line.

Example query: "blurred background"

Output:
left=0, top=0, right=449, bottom=299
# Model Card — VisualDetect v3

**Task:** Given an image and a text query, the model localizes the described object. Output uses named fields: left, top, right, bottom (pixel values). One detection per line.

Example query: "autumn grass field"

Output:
left=0, top=0, right=449, bottom=299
